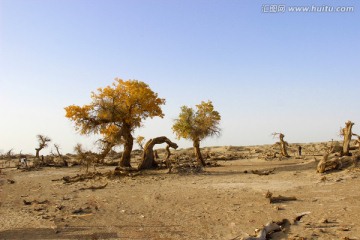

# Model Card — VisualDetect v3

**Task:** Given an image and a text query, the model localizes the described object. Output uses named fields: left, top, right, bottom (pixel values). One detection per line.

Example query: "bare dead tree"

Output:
left=138, top=136, right=178, bottom=170
left=1, top=149, right=14, bottom=167
left=339, top=121, right=358, bottom=156
left=54, top=144, right=68, bottom=167
left=6, top=148, right=14, bottom=160
left=74, top=144, right=98, bottom=173
left=271, top=133, right=290, bottom=158
left=74, top=140, right=116, bottom=172
left=35, top=135, right=51, bottom=158
left=54, top=144, right=62, bottom=157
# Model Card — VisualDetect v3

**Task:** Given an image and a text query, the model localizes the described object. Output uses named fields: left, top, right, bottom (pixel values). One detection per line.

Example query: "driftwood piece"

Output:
left=294, top=211, right=311, bottom=223
left=23, top=199, right=49, bottom=205
left=242, top=219, right=289, bottom=240
left=266, top=191, right=297, bottom=203
left=79, top=182, right=108, bottom=191
left=317, top=152, right=359, bottom=173
left=72, top=207, right=92, bottom=215
left=251, top=169, right=275, bottom=176
left=62, top=172, right=102, bottom=183
left=169, top=163, right=203, bottom=174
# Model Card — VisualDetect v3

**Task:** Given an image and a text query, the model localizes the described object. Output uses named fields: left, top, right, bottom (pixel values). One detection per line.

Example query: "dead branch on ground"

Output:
left=242, top=219, right=290, bottom=240
left=23, top=199, right=49, bottom=205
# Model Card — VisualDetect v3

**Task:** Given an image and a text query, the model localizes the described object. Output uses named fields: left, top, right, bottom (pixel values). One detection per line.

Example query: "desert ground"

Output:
left=1, top=142, right=360, bottom=240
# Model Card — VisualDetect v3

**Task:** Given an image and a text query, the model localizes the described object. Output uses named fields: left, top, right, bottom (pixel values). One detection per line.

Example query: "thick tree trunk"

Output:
left=138, top=136, right=178, bottom=170
left=120, top=130, right=133, bottom=168
left=193, top=139, right=206, bottom=166
left=35, top=148, right=41, bottom=158
left=342, top=120, right=354, bottom=156
left=279, top=134, right=290, bottom=157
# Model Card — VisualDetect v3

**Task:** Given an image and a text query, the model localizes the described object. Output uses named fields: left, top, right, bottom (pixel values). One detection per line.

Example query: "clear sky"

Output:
left=0, top=0, right=359, bottom=155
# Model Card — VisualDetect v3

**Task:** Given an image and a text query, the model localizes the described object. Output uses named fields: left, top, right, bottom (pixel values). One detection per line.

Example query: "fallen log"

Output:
left=266, top=191, right=297, bottom=204
left=72, top=207, right=92, bottom=215
left=251, top=169, right=275, bottom=176
left=23, top=199, right=49, bottom=205
left=62, top=172, right=102, bottom=183
left=79, top=182, right=108, bottom=191
left=317, top=152, right=359, bottom=173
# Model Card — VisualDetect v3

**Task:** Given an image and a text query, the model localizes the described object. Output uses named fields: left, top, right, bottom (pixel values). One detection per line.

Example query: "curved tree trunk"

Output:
left=342, top=121, right=354, bottom=156
left=120, top=129, right=133, bottom=167
left=193, top=139, right=206, bottom=166
left=138, top=136, right=178, bottom=170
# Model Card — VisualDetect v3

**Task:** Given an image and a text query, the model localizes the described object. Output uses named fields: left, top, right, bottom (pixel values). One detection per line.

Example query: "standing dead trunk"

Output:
left=279, top=134, right=290, bottom=157
left=138, top=136, right=178, bottom=170
left=341, top=121, right=354, bottom=156
left=35, top=148, right=41, bottom=158
left=54, top=144, right=68, bottom=167
left=165, top=145, right=171, bottom=160
left=165, top=145, right=172, bottom=168
left=35, top=135, right=51, bottom=159
left=120, top=129, right=133, bottom=168
left=193, top=139, right=206, bottom=166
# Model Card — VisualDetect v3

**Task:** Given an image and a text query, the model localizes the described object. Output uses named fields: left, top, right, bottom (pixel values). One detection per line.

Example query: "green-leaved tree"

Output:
left=172, top=101, right=221, bottom=166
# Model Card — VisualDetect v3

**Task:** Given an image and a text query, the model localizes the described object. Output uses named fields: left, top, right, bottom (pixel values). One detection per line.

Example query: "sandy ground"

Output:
left=1, top=145, right=360, bottom=240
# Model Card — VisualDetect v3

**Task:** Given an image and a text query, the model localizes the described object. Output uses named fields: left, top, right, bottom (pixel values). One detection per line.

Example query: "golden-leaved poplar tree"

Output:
left=172, top=101, right=221, bottom=166
left=64, top=79, right=165, bottom=167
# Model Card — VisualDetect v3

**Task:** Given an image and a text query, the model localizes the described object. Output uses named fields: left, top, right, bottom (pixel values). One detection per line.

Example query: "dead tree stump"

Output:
left=341, top=121, right=354, bottom=156
left=272, top=133, right=290, bottom=158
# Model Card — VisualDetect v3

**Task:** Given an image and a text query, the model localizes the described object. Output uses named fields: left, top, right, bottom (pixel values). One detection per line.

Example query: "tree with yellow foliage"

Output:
left=172, top=101, right=221, bottom=166
left=64, top=79, right=165, bottom=167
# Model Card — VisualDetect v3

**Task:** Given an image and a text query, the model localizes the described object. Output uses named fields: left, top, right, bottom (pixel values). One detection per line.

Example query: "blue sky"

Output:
left=0, top=0, right=359, bottom=154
